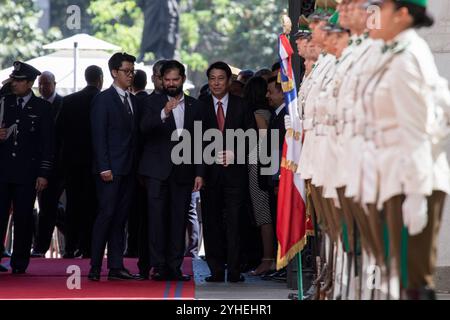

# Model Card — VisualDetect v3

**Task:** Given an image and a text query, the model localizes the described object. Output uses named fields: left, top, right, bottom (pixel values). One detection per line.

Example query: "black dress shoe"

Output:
left=12, top=268, right=26, bottom=275
left=205, top=275, right=225, bottom=282
left=2, top=251, right=11, bottom=258
left=88, top=267, right=101, bottom=281
left=151, top=272, right=168, bottom=281
left=63, top=252, right=75, bottom=259
left=30, top=251, right=45, bottom=258
left=407, top=287, right=437, bottom=300
left=171, top=273, right=191, bottom=281
left=0, top=264, right=8, bottom=272
left=134, top=273, right=149, bottom=281
left=107, top=268, right=136, bottom=280
left=228, top=274, right=245, bottom=283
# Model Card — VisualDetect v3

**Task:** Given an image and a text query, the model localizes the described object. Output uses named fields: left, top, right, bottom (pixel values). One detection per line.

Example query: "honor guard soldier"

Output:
left=0, top=61, right=54, bottom=274
left=362, top=0, right=450, bottom=300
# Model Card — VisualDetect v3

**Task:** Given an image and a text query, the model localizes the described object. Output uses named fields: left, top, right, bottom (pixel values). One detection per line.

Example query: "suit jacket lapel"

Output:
left=183, top=95, right=193, bottom=130
left=110, top=86, right=132, bottom=127
left=224, top=95, right=235, bottom=130
left=205, top=96, right=217, bottom=130
left=162, top=95, right=177, bottom=133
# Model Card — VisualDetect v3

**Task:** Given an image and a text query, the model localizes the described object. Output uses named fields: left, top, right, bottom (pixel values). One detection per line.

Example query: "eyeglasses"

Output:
left=118, top=69, right=137, bottom=76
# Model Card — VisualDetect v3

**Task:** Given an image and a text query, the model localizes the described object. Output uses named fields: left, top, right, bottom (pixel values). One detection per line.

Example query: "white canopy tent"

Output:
left=0, top=34, right=194, bottom=96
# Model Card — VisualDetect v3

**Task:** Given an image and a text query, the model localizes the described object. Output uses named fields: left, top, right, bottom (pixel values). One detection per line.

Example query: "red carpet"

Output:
left=0, top=258, right=194, bottom=300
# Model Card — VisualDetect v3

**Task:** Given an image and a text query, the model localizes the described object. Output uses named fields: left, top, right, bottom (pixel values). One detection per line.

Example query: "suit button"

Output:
left=14, top=142, right=18, bottom=146
left=12, top=153, right=16, bottom=157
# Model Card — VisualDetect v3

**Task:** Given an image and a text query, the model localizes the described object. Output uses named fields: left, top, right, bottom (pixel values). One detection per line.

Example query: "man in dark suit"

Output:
left=0, top=62, right=54, bottom=274
left=150, top=59, right=166, bottom=96
left=56, top=66, right=103, bottom=259
left=266, top=76, right=286, bottom=194
left=133, top=60, right=165, bottom=276
left=89, top=53, right=140, bottom=281
left=139, top=60, right=204, bottom=281
left=31, top=71, right=65, bottom=257
left=264, top=76, right=288, bottom=281
left=200, top=61, right=256, bottom=283
left=124, top=70, right=148, bottom=259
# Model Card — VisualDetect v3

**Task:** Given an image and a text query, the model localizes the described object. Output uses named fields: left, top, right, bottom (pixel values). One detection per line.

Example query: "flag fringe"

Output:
left=276, top=235, right=308, bottom=270
left=280, top=157, right=298, bottom=173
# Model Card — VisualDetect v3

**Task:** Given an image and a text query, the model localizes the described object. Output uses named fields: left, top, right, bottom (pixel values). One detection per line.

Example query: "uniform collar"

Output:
left=17, top=91, right=33, bottom=106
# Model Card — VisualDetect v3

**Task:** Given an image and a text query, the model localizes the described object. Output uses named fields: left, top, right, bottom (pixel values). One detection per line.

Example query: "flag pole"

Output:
left=297, top=252, right=304, bottom=300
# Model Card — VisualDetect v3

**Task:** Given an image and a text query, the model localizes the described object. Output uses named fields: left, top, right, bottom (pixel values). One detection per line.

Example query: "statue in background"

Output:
left=138, top=0, right=180, bottom=62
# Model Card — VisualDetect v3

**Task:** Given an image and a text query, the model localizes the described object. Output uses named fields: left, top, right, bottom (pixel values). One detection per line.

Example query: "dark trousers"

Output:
left=201, top=184, right=246, bottom=278
left=136, top=179, right=149, bottom=275
left=35, top=175, right=64, bottom=253
left=90, top=174, right=134, bottom=270
left=64, top=167, right=97, bottom=255
left=0, top=182, right=36, bottom=270
left=384, top=191, right=446, bottom=289
left=126, top=180, right=146, bottom=256
left=145, top=175, right=192, bottom=275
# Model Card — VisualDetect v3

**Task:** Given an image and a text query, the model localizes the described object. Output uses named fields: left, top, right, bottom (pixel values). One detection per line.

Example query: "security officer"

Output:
left=0, top=61, right=54, bottom=274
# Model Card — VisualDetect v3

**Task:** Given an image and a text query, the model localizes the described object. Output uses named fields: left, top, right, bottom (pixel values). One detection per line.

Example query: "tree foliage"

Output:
left=0, top=0, right=61, bottom=69
left=0, top=0, right=286, bottom=90
left=180, top=0, right=286, bottom=72
left=87, top=0, right=144, bottom=57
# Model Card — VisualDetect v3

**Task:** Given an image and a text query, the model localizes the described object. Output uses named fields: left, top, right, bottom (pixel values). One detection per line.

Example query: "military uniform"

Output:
left=359, top=0, right=450, bottom=300
left=0, top=62, right=54, bottom=273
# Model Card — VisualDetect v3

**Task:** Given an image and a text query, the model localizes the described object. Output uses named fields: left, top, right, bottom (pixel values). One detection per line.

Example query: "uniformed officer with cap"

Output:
left=0, top=61, right=54, bottom=274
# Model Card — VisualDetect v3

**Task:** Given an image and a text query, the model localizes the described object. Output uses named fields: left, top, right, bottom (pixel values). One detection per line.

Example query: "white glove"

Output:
left=284, top=115, right=292, bottom=130
left=402, top=194, right=428, bottom=236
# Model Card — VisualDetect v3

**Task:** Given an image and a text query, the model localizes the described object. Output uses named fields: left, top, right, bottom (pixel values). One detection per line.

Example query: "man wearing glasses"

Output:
left=88, top=52, right=141, bottom=281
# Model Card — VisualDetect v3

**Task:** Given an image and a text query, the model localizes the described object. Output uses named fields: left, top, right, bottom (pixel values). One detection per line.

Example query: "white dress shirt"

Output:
left=113, top=84, right=134, bottom=114
left=161, top=95, right=185, bottom=137
left=213, top=93, right=229, bottom=117
left=17, top=92, right=32, bottom=109
left=45, top=91, right=57, bottom=104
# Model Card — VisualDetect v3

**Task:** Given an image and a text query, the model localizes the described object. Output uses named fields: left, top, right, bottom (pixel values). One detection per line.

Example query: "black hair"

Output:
left=108, top=52, right=136, bottom=73
left=267, top=76, right=282, bottom=92
left=153, top=59, right=167, bottom=75
left=132, top=70, right=147, bottom=90
left=206, top=61, right=232, bottom=80
left=394, top=1, right=434, bottom=28
left=254, top=68, right=272, bottom=78
left=85, top=65, right=103, bottom=84
left=271, top=62, right=281, bottom=72
left=243, top=76, right=268, bottom=110
left=238, top=69, right=254, bottom=83
left=198, top=83, right=211, bottom=101
left=160, top=60, right=186, bottom=78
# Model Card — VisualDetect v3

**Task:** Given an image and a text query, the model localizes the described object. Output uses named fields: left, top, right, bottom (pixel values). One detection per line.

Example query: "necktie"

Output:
left=17, top=98, right=24, bottom=109
left=123, top=93, right=133, bottom=115
left=216, top=101, right=225, bottom=132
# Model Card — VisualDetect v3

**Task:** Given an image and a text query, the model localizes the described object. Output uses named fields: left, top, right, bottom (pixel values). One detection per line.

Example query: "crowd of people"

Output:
left=1, top=0, right=449, bottom=301
left=0, top=50, right=287, bottom=284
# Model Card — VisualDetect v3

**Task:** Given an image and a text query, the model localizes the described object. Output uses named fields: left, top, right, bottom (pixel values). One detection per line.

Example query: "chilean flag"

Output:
left=276, top=34, right=309, bottom=270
